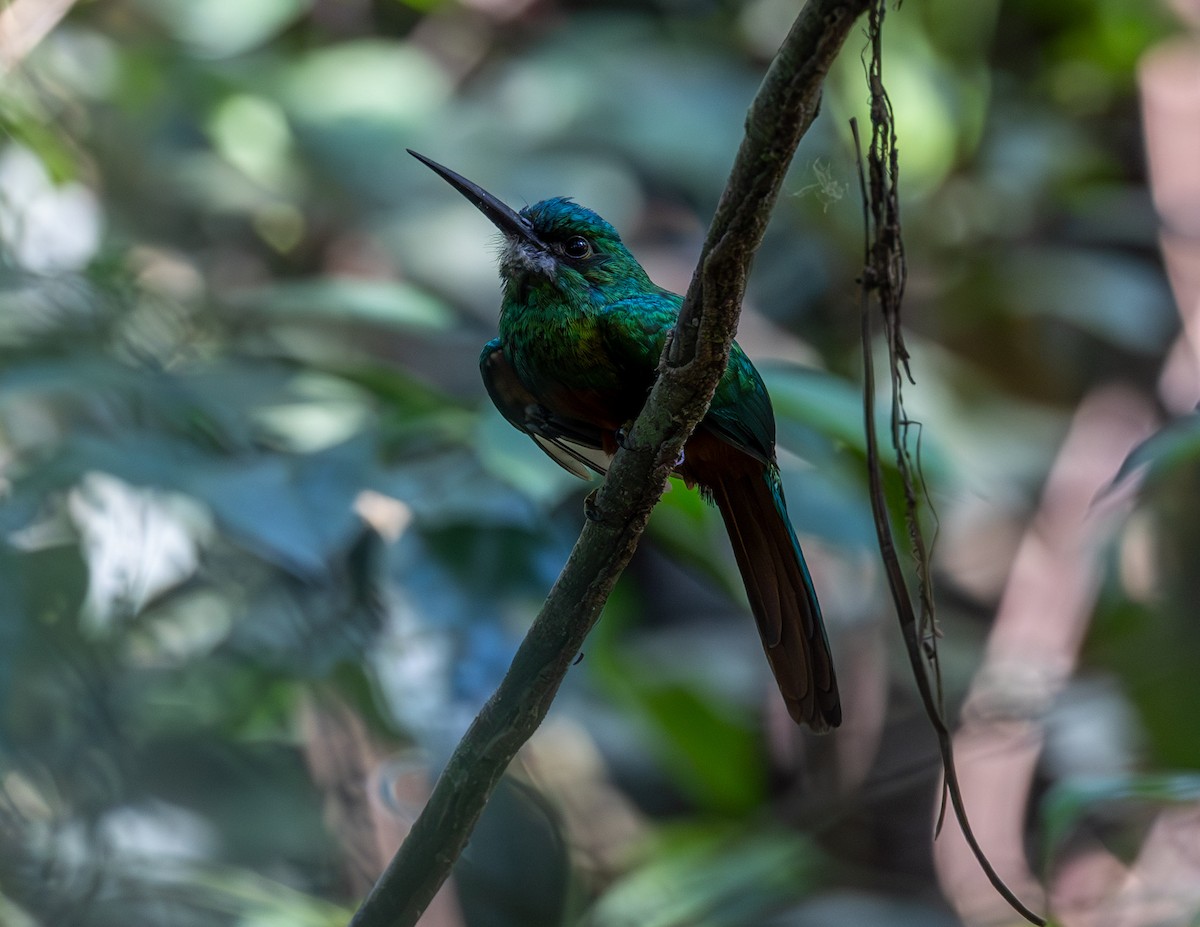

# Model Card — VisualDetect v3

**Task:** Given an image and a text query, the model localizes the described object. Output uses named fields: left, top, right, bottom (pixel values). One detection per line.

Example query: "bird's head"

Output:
left=409, top=150, right=650, bottom=300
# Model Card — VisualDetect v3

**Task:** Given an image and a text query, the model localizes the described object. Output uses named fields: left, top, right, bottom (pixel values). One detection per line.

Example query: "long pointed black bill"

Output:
left=407, top=149, right=542, bottom=247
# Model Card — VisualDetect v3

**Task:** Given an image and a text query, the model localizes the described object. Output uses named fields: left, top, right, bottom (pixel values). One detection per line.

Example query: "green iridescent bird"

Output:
left=410, top=150, right=840, bottom=731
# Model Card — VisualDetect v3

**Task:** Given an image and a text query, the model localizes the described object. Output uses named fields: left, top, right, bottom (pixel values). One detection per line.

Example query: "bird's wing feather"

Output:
left=531, top=435, right=611, bottom=478
left=701, top=344, right=776, bottom=465
left=598, top=296, right=775, bottom=465
left=480, top=339, right=609, bottom=479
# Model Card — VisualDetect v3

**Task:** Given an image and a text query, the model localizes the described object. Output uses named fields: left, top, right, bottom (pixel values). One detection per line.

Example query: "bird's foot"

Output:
left=584, top=488, right=602, bottom=522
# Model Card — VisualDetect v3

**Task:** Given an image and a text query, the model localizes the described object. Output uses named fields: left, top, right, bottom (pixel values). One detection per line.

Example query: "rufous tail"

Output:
left=709, top=466, right=841, bottom=731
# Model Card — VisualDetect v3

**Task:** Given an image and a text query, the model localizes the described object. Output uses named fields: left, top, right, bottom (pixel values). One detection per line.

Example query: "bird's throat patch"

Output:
left=501, top=239, right=557, bottom=281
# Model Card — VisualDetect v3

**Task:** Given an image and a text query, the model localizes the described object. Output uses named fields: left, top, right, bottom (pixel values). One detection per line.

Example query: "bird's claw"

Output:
left=614, top=424, right=633, bottom=450
left=584, top=488, right=602, bottom=522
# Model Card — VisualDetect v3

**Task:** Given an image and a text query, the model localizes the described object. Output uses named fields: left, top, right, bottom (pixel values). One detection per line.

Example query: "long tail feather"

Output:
left=709, top=466, right=841, bottom=731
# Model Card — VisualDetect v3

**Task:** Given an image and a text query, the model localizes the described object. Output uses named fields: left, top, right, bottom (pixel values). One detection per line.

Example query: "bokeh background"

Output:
left=2, top=0, right=1199, bottom=925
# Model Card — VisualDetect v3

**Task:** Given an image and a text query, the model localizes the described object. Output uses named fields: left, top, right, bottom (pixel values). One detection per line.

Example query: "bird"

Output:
left=409, top=150, right=840, bottom=732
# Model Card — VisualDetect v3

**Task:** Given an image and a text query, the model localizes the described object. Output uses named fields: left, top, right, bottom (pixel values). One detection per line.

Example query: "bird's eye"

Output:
left=562, top=236, right=592, bottom=259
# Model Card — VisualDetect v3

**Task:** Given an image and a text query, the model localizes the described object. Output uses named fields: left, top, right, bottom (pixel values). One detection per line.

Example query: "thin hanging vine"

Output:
left=853, top=2, right=1045, bottom=924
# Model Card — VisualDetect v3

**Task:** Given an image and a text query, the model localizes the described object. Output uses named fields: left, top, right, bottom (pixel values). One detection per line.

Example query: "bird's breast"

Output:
left=500, top=311, right=635, bottom=432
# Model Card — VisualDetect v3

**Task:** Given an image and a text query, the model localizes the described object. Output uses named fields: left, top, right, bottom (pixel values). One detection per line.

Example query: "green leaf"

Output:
left=1002, top=248, right=1174, bottom=351
left=477, top=406, right=593, bottom=508
left=622, top=680, right=766, bottom=815
left=229, top=278, right=453, bottom=331
left=135, top=0, right=312, bottom=57
left=376, top=448, right=541, bottom=529
left=646, top=485, right=743, bottom=602
left=281, top=41, right=450, bottom=126
left=1041, top=773, right=1200, bottom=861
left=453, top=777, right=572, bottom=927
left=1110, top=412, right=1200, bottom=491
left=585, top=824, right=822, bottom=927
left=185, top=438, right=374, bottom=578
left=761, top=364, right=869, bottom=457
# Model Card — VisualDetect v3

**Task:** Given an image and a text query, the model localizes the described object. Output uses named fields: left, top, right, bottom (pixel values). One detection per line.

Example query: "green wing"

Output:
left=702, top=344, right=776, bottom=465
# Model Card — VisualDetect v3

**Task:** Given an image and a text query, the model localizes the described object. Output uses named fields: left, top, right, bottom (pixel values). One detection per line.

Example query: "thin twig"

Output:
left=347, top=3, right=872, bottom=925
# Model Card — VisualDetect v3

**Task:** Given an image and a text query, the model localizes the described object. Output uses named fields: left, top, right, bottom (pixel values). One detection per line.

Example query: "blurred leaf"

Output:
left=0, top=356, right=299, bottom=460
left=1050, top=0, right=1175, bottom=80
left=832, top=20, right=979, bottom=195
left=229, top=278, right=453, bottom=332
left=584, top=824, right=822, bottom=927
left=281, top=41, right=450, bottom=196
left=1110, top=412, right=1200, bottom=491
left=186, top=438, right=375, bottom=579
left=0, top=106, right=82, bottom=186
left=24, top=428, right=373, bottom=583
left=1089, top=498, right=1200, bottom=770
left=225, top=560, right=383, bottom=675
left=134, top=733, right=332, bottom=862
left=761, top=365, right=871, bottom=459
left=1041, top=773, right=1200, bottom=860
left=251, top=374, right=374, bottom=454
left=207, top=94, right=298, bottom=195
left=375, top=447, right=541, bottom=529
left=763, top=362, right=955, bottom=482
left=454, top=777, right=573, bottom=927
left=477, top=406, right=591, bottom=508
left=1002, top=248, right=1174, bottom=351
left=619, top=680, right=765, bottom=815
left=342, top=366, right=475, bottom=453
left=778, top=463, right=878, bottom=550
left=282, top=41, right=449, bottom=125
left=0, top=541, right=88, bottom=632
left=646, top=486, right=742, bottom=602
left=0, top=541, right=88, bottom=732
left=0, top=895, right=37, bottom=927
left=187, top=866, right=349, bottom=927
left=120, top=654, right=297, bottom=739
left=135, top=0, right=312, bottom=57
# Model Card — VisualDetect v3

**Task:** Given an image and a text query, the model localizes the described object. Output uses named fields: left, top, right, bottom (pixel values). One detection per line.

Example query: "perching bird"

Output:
left=410, top=150, right=840, bottom=731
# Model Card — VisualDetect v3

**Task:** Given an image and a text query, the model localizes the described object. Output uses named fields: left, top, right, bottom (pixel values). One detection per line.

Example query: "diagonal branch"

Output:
left=347, top=4, right=871, bottom=925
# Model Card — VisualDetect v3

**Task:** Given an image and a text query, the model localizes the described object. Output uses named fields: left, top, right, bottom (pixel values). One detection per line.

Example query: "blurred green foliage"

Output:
left=0, top=0, right=1193, bottom=925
